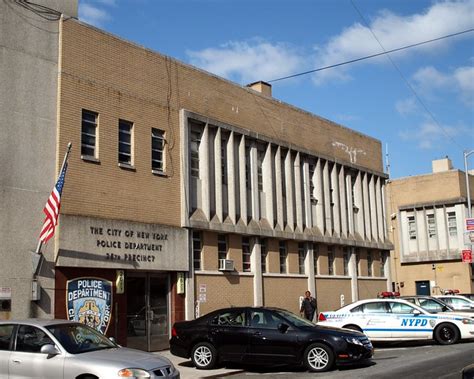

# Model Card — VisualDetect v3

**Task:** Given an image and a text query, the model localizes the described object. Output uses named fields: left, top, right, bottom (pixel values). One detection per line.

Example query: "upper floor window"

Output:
left=118, top=119, right=133, bottom=165
left=192, top=231, right=202, bottom=270
left=313, top=243, right=319, bottom=275
left=218, top=234, right=227, bottom=262
left=245, top=142, right=251, bottom=190
left=327, top=246, right=334, bottom=276
left=427, top=214, right=436, bottom=238
left=151, top=128, right=165, bottom=172
left=242, top=237, right=251, bottom=272
left=447, top=212, right=457, bottom=237
left=190, top=128, right=201, bottom=178
left=257, top=144, right=265, bottom=192
left=298, top=243, right=305, bottom=275
left=367, top=251, right=373, bottom=277
left=281, top=152, right=287, bottom=198
left=81, top=109, right=98, bottom=158
left=309, top=163, right=317, bottom=204
left=221, top=136, right=227, bottom=185
left=380, top=251, right=387, bottom=277
left=408, top=216, right=417, bottom=240
left=355, top=248, right=360, bottom=276
left=343, top=247, right=349, bottom=276
left=279, top=241, right=287, bottom=274
left=261, top=238, right=267, bottom=273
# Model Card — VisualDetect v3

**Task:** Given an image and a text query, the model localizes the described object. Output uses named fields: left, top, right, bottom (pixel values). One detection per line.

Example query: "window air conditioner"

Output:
left=218, top=259, right=234, bottom=271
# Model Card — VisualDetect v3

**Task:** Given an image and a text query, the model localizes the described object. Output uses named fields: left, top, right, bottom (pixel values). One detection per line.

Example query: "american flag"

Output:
left=39, top=163, right=68, bottom=243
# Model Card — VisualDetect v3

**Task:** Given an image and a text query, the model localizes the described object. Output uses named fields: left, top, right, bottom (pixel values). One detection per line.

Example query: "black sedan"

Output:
left=170, top=307, right=373, bottom=372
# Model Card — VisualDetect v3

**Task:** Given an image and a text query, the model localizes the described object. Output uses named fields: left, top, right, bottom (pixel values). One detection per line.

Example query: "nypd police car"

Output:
left=318, top=298, right=474, bottom=345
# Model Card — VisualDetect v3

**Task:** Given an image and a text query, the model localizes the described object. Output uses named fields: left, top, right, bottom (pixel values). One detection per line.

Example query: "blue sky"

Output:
left=78, top=0, right=473, bottom=179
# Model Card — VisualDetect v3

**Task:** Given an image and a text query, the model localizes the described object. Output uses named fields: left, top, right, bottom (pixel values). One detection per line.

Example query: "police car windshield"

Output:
left=47, top=323, right=117, bottom=354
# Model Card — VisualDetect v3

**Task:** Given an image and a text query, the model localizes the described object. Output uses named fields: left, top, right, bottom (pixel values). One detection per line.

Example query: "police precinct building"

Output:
left=1, top=0, right=393, bottom=351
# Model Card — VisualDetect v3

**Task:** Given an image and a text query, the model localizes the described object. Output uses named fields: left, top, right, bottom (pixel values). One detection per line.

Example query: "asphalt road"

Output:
left=227, top=340, right=474, bottom=379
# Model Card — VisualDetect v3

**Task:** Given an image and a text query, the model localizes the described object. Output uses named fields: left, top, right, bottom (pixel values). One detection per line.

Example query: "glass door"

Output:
left=126, top=273, right=169, bottom=351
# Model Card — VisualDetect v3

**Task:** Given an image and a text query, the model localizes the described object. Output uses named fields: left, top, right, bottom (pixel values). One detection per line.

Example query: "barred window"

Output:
left=257, top=144, right=265, bottom=192
left=327, top=246, right=334, bottom=276
left=81, top=109, right=98, bottom=158
left=151, top=128, right=165, bottom=172
left=221, top=136, right=227, bottom=185
left=119, top=119, right=133, bottom=165
left=427, top=214, right=436, bottom=238
left=408, top=216, right=417, bottom=240
left=192, top=231, right=202, bottom=270
left=242, top=237, right=251, bottom=272
left=298, top=243, right=305, bottom=274
left=279, top=241, right=287, bottom=274
left=190, top=128, right=201, bottom=178
left=309, top=163, right=316, bottom=203
left=447, top=212, right=457, bottom=237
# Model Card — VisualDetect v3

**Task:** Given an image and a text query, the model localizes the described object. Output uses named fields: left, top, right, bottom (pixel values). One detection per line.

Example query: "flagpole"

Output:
left=35, top=142, right=72, bottom=256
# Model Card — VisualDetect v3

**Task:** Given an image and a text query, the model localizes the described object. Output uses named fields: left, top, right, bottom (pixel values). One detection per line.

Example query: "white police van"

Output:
left=318, top=298, right=474, bottom=345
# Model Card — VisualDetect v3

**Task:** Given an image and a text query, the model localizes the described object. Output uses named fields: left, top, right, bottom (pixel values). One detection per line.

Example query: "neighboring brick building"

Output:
left=386, top=157, right=474, bottom=296
left=1, top=1, right=393, bottom=351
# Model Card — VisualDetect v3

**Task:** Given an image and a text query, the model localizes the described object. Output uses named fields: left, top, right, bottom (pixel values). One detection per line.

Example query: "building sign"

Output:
left=462, top=250, right=472, bottom=263
left=57, top=215, right=188, bottom=271
left=66, top=278, right=113, bottom=334
left=466, top=218, right=474, bottom=231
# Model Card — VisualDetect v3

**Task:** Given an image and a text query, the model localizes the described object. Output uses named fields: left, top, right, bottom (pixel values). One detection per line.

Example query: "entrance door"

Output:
left=126, top=273, right=169, bottom=351
left=415, top=281, right=430, bottom=296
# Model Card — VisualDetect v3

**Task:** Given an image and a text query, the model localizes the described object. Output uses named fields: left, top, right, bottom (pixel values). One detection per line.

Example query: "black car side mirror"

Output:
left=278, top=323, right=289, bottom=333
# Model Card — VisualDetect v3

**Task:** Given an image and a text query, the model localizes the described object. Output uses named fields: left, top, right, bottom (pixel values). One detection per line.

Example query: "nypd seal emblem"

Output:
left=66, top=278, right=113, bottom=334
left=429, top=319, right=436, bottom=327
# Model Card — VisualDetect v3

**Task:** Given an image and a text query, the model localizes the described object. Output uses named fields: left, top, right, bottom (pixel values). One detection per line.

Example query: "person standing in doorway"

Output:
left=300, top=290, right=317, bottom=322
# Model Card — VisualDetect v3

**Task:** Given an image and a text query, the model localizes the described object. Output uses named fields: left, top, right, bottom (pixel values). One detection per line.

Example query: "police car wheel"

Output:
left=434, top=323, right=460, bottom=345
left=303, top=343, right=335, bottom=372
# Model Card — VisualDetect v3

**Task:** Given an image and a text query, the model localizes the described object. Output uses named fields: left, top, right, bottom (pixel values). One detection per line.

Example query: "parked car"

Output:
left=170, top=306, right=373, bottom=372
left=401, top=296, right=474, bottom=317
left=460, top=294, right=474, bottom=302
left=434, top=295, right=474, bottom=311
left=0, top=319, right=179, bottom=378
left=318, top=298, right=474, bottom=345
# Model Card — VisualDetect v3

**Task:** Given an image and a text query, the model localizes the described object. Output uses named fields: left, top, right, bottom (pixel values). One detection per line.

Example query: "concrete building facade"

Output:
left=1, top=0, right=393, bottom=351
left=387, top=158, right=474, bottom=296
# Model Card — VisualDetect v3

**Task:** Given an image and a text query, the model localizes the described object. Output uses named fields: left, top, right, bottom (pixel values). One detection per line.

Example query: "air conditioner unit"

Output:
left=218, top=259, right=234, bottom=271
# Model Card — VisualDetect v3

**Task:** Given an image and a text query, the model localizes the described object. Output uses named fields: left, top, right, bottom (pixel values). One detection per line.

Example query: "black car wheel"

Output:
left=434, top=323, right=460, bottom=345
left=191, top=342, right=218, bottom=369
left=303, top=343, right=335, bottom=372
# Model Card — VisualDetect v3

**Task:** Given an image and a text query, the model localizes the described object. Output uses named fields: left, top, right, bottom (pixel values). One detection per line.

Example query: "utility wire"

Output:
left=267, top=28, right=474, bottom=83
left=349, top=0, right=464, bottom=150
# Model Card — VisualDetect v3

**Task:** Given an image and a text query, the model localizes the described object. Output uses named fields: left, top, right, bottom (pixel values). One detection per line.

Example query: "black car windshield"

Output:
left=274, top=309, right=315, bottom=327
left=46, top=323, right=117, bottom=354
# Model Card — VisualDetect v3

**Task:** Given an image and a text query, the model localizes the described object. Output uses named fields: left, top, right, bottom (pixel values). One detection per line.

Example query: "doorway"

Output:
left=415, top=280, right=430, bottom=296
left=126, top=273, right=169, bottom=351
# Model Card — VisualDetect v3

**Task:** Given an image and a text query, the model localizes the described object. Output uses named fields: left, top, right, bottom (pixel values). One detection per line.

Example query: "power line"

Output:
left=267, top=28, right=474, bottom=83
left=349, top=0, right=464, bottom=150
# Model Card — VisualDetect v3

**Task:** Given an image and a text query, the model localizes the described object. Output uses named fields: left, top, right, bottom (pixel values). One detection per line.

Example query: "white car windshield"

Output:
left=47, top=323, right=117, bottom=354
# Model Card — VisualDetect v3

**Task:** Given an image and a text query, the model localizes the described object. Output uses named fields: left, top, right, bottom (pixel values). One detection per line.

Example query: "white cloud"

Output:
left=79, top=3, right=111, bottom=27
left=399, top=120, right=468, bottom=149
left=411, top=65, right=474, bottom=106
left=187, top=39, right=306, bottom=84
left=395, top=97, right=418, bottom=115
left=312, top=0, right=474, bottom=84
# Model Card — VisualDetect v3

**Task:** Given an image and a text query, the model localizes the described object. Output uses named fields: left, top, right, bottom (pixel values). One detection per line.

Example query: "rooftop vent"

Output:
left=246, top=81, right=272, bottom=97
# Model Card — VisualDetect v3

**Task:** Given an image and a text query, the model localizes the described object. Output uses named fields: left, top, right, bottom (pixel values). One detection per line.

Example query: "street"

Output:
left=161, top=340, right=474, bottom=379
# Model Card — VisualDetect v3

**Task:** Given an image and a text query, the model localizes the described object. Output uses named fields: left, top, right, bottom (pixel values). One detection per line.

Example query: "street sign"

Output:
left=461, top=249, right=472, bottom=263
left=466, top=218, right=474, bottom=231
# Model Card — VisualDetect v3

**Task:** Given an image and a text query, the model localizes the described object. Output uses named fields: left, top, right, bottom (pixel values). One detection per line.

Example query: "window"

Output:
left=118, top=119, right=133, bottom=165
left=151, top=128, right=165, bottom=172
left=221, top=136, right=227, bottom=185
left=249, top=310, right=282, bottom=329
left=81, top=109, right=98, bottom=158
left=211, top=310, right=246, bottom=327
left=309, top=163, right=316, bottom=203
left=313, top=243, right=319, bottom=275
left=343, top=248, right=349, bottom=276
left=0, top=324, right=14, bottom=350
left=327, top=246, right=334, bottom=276
left=257, top=144, right=265, bottom=192
left=218, top=234, right=227, bottom=262
left=279, top=241, right=287, bottom=274
left=380, top=251, right=387, bottom=277
left=355, top=249, right=360, bottom=276
left=16, top=325, right=53, bottom=353
left=447, top=212, right=457, bottom=237
left=242, top=237, right=251, bottom=272
left=190, top=128, right=201, bottom=178
left=245, top=142, right=251, bottom=190
left=362, top=302, right=388, bottom=314
left=408, top=215, right=417, bottom=240
left=389, top=302, right=418, bottom=314
left=367, top=251, right=373, bottom=277
left=298, top=243, right=305, bottom=274
left=418, top=299, right=445, bottom=313
left=192, top=231, right=202, bottom=270
left=281, top=152, right=287, bottom=198
left=427, top=214, right=436, bottom=238
left=261, top=238, right=267, bottom=273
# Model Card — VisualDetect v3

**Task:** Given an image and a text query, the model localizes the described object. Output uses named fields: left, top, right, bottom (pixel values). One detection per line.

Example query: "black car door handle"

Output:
left=253, top=331, right=262, bottom=336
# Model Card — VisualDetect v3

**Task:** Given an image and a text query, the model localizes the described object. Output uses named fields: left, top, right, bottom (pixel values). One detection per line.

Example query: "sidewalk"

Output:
left=156, top=350, right=245, bottom=379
